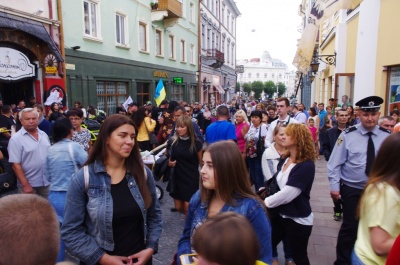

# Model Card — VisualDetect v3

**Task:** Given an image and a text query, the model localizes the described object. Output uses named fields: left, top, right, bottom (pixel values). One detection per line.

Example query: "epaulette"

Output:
left=379, top=126, right=391, bottom=134
left=344, top=126, right=357, bottom=134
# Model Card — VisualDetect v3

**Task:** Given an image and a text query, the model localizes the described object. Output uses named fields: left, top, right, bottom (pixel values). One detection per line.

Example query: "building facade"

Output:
left=0, top=0, right=64, bottom=108
left=199, top=0, right=240, bottom=106
left=298, top=0, right=400, bottom=115
left=62, top=0, right=199, bottom=114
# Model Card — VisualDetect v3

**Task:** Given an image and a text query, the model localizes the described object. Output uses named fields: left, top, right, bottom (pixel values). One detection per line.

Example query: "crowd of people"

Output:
left=0, top=94, right=399, bottom=265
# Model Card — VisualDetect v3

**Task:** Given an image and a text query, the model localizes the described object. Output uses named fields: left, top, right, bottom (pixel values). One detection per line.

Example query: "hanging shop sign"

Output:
left=173, top=77, right=183, bottom=84
left=0, top=47, right=35, bottom=81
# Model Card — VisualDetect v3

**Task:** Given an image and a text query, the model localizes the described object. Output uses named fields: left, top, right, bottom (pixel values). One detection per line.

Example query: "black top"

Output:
left=107, top=177, right=145, bottom=257
left=167, top=138, right=203, bottom=201
left=0, top=114, right=14, bottom=140
left=280, top=160, right=315, bottom=218
left=48, top=111, right=64, bottom=122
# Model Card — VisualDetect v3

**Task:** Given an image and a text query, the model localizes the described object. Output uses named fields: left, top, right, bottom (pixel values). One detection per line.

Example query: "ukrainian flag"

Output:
left=154, top=79, right=166, bottom=106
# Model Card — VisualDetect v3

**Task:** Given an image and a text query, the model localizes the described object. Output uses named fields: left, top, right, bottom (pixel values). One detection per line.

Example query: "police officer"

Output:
left=328, top=96, right=390, bottom=265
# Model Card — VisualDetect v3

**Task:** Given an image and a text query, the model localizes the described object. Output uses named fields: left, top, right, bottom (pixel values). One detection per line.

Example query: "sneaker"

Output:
left=333, top=212, right=342, bottom=221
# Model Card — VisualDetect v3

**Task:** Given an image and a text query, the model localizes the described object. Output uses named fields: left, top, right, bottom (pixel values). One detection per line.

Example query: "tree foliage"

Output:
left=242, top=82, right=252, bottom=95
left=251, top=81, right=264, bottom=99
left=264, top=81, right=276, bottom=98
left=277, top=82, right=287, bottom=97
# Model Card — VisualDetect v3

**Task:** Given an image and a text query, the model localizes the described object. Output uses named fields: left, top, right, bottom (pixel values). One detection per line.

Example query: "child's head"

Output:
left=308, top=118, right=314, bottom=126
left=192, top=212, right=260, bottom=265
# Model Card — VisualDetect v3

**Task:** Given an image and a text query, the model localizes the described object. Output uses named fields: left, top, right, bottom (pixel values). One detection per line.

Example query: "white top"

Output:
left=265, top=158, right=313, bottom=225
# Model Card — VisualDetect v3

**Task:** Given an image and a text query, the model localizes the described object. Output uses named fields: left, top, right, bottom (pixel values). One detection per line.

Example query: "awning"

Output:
left=214, top=84, right=225, bottom=94
left=0, top=11, right=63, bottom=62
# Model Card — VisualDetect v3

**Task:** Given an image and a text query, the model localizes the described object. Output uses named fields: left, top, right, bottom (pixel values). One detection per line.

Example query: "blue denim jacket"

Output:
left=61, top=160, right=163, bottom=265
left=46, top=139, right=88, bottom=191
left=177, top=191, right=272, bottom=265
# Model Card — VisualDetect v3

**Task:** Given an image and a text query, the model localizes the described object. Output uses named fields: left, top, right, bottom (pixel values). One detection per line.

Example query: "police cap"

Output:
left=355, top=96, right=383, bottom=112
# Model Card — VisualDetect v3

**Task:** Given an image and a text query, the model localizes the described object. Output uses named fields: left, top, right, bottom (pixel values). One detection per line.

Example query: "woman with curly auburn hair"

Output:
left=263, top=123, right=315, bottom=265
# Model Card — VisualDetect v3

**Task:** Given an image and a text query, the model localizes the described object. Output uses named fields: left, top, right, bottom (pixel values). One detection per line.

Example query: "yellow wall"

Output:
left=375, top=0, right=400, bottom=105
left=345, top=15, right=359, bottom=73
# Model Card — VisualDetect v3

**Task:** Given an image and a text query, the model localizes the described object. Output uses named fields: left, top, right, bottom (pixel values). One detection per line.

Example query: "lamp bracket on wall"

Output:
left=313, top=52, right=336, bottom=66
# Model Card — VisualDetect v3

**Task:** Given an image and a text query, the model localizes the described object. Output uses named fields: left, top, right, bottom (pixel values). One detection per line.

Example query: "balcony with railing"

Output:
left=157, top=0, right=182, bottom=18
left=203, top=49, right=224, bottom=68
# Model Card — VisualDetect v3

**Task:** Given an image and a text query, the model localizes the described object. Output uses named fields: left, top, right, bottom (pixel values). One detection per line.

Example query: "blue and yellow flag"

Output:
left=154, top=79, right=166, bottom=106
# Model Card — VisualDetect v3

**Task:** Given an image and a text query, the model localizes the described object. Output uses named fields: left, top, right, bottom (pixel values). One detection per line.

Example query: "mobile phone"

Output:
left=179, top=253, right=198, bottom=265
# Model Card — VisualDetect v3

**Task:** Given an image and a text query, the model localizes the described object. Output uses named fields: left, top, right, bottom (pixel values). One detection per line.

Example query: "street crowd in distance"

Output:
left=0, top=95, right=399, bottom=265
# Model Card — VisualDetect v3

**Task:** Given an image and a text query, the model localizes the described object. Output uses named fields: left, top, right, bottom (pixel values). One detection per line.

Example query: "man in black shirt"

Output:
left=0, top=105, right=16, bottom=157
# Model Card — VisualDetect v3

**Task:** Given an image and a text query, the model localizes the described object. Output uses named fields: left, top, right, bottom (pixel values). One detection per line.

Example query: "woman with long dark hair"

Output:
left=159, top=101, right=179, bottom=144
left=48, top=102, right=64, bottom=123
left=61, top=114, right=162, bottom=265
left=166, top=115, right=203, bottom=217
left=132, top=106, right=156, bottom=151
left=177, top=141, right=272, bottom=265
left=352, top=133, right=400, bottom=265
left=264, top=123, right=315, bottom=265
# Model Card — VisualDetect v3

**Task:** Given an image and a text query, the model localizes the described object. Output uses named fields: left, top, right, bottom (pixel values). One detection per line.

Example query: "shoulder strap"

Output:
left=68, top=142, right=79, bottom=172
left=276, top=157, right=285, bottom=172
left=84, top=165, right=89, bottom=192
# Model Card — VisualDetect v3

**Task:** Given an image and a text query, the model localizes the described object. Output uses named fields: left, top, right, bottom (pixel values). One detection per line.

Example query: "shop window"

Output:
left=189, top=85, right=196, bottom=103
left=116, top=13, right=127, bottom=45
left=96, top=81, right=128, bottom=115
left=388, top=66, right=400, bottom=112
left=170, top=85, right=184, bottom=101
left=136, top=82, right=150, bottom=106
left=334, top=73, right=355, bottom=109
left=84, top=0, right=99, bottom=38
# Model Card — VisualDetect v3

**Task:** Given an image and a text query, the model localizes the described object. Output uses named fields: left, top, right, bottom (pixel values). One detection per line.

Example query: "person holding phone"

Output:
left=176, top=141, right=272, bottom=265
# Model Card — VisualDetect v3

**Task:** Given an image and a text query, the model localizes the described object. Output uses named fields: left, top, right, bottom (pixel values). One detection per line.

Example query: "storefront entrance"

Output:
left=0, top=78, right=34, bottom=106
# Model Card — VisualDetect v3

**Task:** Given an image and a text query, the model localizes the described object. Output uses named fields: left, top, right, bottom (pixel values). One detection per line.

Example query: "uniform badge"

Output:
left=336, top=137, right=343, bottom=147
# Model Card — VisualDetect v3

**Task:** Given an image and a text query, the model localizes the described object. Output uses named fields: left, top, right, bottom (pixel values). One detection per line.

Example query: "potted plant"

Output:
left=150, top=2, right=158, bottom=10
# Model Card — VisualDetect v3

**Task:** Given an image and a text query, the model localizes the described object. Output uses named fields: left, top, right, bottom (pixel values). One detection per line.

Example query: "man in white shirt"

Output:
left=292, top=105, right=307, bottom=124
left=265, top=97, right=298, bottom=147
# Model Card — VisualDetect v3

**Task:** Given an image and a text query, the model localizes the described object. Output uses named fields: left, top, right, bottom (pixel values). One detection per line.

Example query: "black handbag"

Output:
left=0, top=159, right=17, bottom=195
left=256, top=127, right=265, bottom=158
left=153, top=154, right=169, bottom=181
left=257, top=158, right=284, bottom=200
left=166, top=167, right=176, bottom=194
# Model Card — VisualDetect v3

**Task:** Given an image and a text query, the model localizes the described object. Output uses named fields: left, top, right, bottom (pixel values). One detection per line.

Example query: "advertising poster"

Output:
left=389, top=67, right=400, bottom=112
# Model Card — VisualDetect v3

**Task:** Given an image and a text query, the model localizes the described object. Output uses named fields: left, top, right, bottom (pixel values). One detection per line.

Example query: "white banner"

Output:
left=0, top=47, right=35, bottom=80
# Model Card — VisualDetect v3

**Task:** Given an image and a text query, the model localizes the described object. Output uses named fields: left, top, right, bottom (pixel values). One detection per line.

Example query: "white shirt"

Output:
left=265, top=115, right=299, bottom=148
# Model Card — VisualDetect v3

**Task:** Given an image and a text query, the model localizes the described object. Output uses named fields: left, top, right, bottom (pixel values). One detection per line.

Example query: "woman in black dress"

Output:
left=48, top=102, right=64, bottom=123
left=167, top=115, right=203, bottom=217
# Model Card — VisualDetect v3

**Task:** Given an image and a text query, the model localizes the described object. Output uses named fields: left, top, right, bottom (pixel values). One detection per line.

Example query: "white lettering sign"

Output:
left=0, top=47, right=35, bottom=81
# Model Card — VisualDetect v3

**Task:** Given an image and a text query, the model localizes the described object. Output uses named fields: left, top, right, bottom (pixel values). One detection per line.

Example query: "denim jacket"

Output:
left=177, top=190, right=272, bottom=265
left=61, top=160, right=162, bottom=265
left=46, top=139, right=88, bottom=191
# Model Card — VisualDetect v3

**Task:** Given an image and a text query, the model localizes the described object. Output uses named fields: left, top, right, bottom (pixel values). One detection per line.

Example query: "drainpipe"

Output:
left=56, top=0, right=66, bottom=83
left=197, top=0, right=202, bottom=103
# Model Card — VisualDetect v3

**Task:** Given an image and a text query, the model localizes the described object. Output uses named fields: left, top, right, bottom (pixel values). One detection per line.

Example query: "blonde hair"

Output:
left=234, top=109, right=249, bottom=124
left=172, top=115, right=198, bottom=153
left=282, top=123, right=316, bottom=162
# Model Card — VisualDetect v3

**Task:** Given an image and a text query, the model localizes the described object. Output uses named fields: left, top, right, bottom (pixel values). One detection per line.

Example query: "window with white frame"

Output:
left=256, top=73, right=259, bottom=78
left=227, top=41, right=230, bottom=63
left=207, top=29, right=211, bottom=50
left=248, top=73, right=251, bottom=78
left=216, top=34, right=219, bottom=49
left=222, top=37, right=225, bottom=53
left=231, top=16, right=234, bottom=33
left=116, top=13, right=126, bottom=45
left=189, top=3, right=194, bottom=23
left=216, top=0, right=219, bottom=18
left=139, top=22, right=147, bottom=51
left=201, top=24, right=205, bottom=49
left=169, top=35, right=175, bottom=59
left=190, top=44, right=194, bottom=64
left=222, top=5, right=225, bottom=25
left=180, top=40, right=185, bottom=62
left=231, top=44, right=234, bottom=65
left=83, top=0, right=99, bottom=37
left=212, top=32, right=215, bottom=49
left=264, top=73, right=267, bottom=78
left=227, top=11, right=230, bottom=30
left=155, top=30, right=162, bottom=55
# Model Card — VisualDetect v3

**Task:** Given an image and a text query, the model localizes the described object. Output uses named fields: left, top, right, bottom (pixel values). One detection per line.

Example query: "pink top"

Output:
left=308, top=126, right=317, bottom=141
left=236, top=122, right=247, bottom=152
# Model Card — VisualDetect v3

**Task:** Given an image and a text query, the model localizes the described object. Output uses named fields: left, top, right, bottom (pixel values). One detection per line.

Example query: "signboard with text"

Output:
left=0, top=47, right=35, bottom=81
left=173, top=77, right=183, bottom=84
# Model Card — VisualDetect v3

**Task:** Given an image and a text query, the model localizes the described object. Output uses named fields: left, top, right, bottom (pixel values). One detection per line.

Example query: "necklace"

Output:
left=179, top=136, right=189, bottom=140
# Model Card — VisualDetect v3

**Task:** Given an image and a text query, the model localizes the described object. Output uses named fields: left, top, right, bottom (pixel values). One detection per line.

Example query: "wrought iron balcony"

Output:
left=203, top=49, right=224, bottom=68
left=157, top=0, right=182, bottom=18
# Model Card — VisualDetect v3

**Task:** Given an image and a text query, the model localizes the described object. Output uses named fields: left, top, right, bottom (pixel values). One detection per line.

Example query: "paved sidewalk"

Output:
left=308, top=158, right=341, bottom=265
